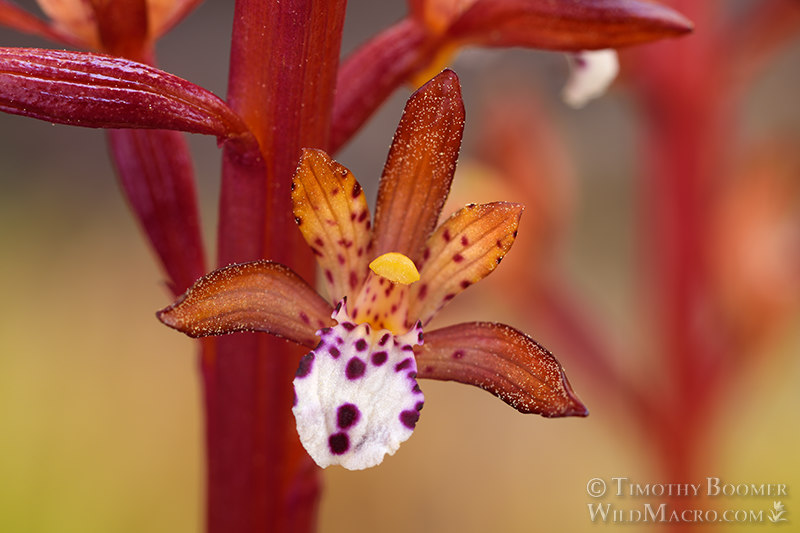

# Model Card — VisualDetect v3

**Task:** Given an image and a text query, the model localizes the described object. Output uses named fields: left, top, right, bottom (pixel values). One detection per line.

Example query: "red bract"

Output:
left=0, top=48, right=250, bottom=139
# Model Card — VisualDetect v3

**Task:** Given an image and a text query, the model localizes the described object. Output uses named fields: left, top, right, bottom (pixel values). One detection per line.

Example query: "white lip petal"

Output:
left=562, top=49, right=619, bottom=109
left=292, top=299, right=424, bottom=470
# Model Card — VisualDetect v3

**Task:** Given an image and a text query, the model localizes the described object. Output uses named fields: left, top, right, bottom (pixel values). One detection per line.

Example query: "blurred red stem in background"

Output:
left=633, top=2, right=731, bottom=489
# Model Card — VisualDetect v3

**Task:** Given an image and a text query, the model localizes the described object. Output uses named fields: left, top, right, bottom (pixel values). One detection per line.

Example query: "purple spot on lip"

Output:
left=371, top=351, right=388, bottom=366
left=346, top=357, right=366, bottom=379
left=355, top=338, right=368, bottom=351
left=342, top=323, right=356, bottom=331
left=378, top=333, right=390, bottom=346
left=329, top=432, right=350, bottom=455
left=412, top=383, right=422, bottom=394
left=400, top=409, right=420, bottom=429
left=328, top=346, right=340, bottom=359
left=337, top=403, right=360, bottom=429
left=401, top=344, right=414, bottom=352
left=295, top=354, right=314, bottom=378
left=415, top=401, right=424, bottom=411
left=395, top=358, right=412, bottom=372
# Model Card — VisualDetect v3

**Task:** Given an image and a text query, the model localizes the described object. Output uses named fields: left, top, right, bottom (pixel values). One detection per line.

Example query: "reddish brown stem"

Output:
left=207, top=1, right=346, bottom=532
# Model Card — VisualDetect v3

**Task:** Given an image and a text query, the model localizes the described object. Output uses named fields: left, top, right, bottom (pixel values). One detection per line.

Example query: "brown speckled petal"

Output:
left=291, top=148, right=372, bottom=303
left=410, top=202, right=523, bottom=326
left=157, top=260, right=333, bottom=348
left=371, top=68, right=465, bottom=265
left=415, top=322, right=588, bottom=417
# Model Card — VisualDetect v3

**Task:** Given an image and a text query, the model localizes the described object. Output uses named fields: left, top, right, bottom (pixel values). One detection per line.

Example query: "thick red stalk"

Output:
left=208, top=1, right=346, bottom=532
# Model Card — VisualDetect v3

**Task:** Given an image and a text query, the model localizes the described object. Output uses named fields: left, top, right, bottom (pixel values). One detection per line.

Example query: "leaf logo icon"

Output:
left=768, top=501, right=787, bottom=523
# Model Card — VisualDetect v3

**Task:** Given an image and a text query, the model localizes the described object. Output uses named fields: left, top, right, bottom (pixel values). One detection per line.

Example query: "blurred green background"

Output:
left=1, top=1, right=799, bottom=532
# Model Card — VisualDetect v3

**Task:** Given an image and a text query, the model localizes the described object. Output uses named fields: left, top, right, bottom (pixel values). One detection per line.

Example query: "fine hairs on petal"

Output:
left=292, top=299, right=425, bottom=470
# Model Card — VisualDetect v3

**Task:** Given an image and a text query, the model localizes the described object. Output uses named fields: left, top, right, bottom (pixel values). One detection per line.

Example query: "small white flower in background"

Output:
left=562, top=49, right=619, bottom=108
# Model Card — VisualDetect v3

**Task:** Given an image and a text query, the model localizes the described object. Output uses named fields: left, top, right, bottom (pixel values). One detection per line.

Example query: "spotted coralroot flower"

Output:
left=157, top=70, right=587, bottom=470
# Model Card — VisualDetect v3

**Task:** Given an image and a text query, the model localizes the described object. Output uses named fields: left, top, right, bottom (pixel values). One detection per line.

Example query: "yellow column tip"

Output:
left=369, top=253, right=420, bottom=285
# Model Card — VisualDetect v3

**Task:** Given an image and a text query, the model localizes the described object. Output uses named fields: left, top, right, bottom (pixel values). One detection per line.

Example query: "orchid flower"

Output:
left=157, top=70, right=586, bottom=470
left=0, top=0, right=201, bottom=59
left=332, top=0, right=693, bottom=151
